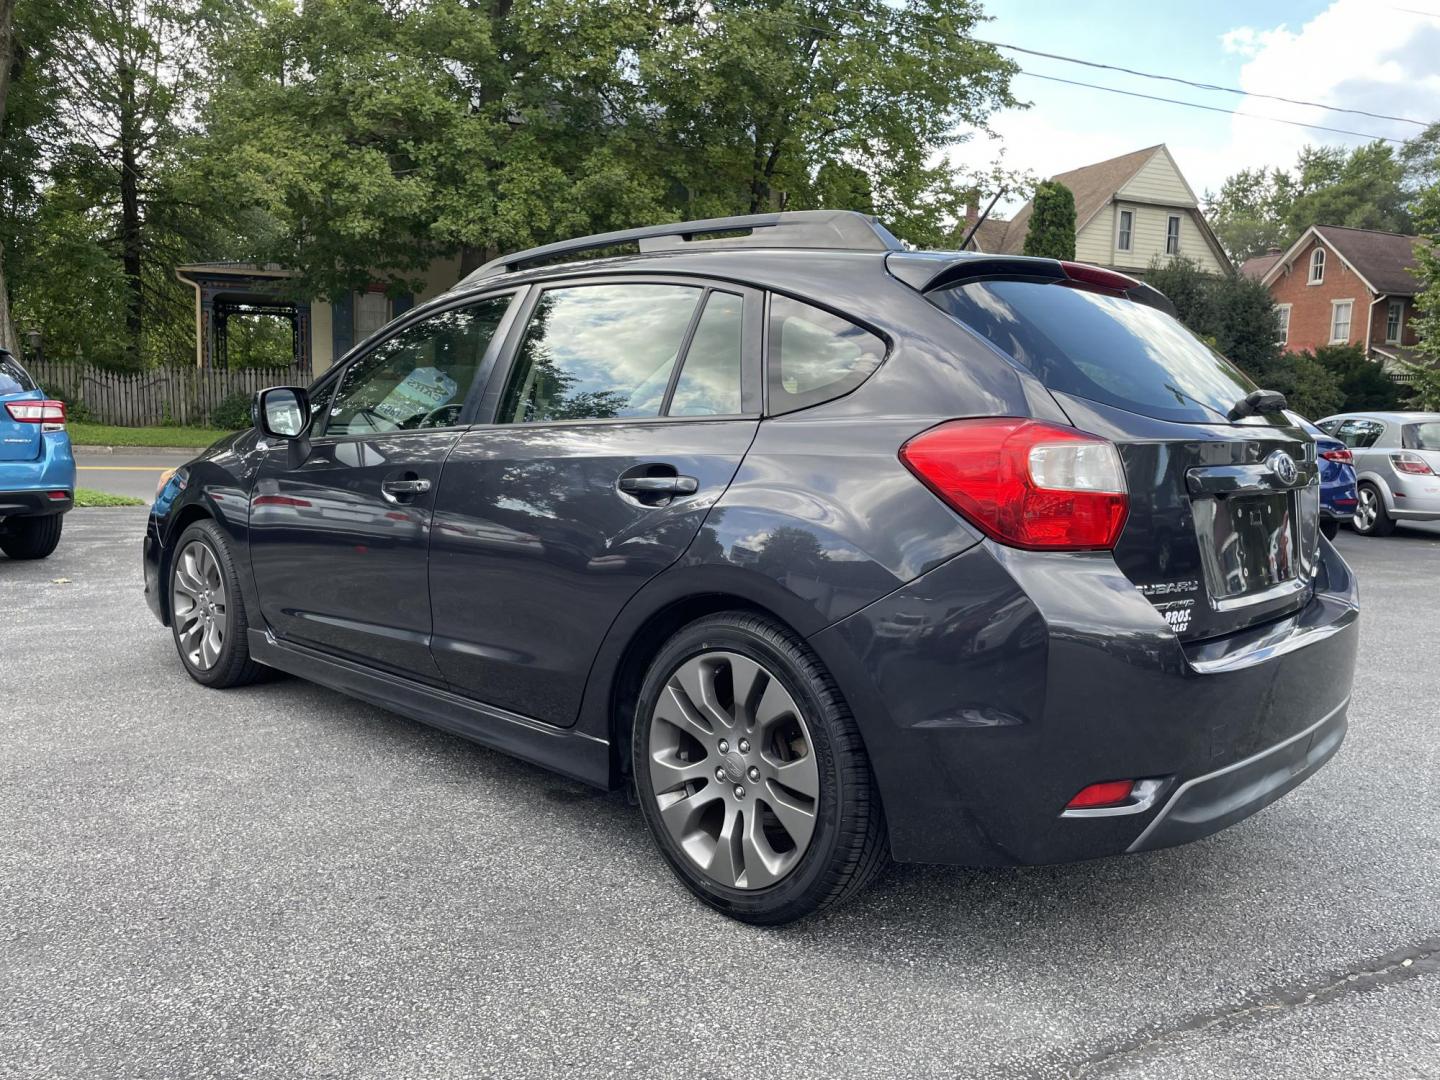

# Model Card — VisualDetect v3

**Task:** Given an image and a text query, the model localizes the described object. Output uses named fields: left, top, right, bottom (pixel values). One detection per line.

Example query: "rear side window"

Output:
left=669, top=291, right=744, bottom=416
left=0, top=355, right=36, bottom=396
left=499, top=284, right=702, bottom=423
left=768, top=296, right=886, bottom=414
left=1336, top=419, right=1384, bottom=448
left=1402, top=422, right=1440, bottom=450
left=929, top=279, right=1258, bottom=424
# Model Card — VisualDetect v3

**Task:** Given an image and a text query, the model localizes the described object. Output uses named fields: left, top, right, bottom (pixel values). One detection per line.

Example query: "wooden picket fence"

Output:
left=26, top=361, right=312, bottom=428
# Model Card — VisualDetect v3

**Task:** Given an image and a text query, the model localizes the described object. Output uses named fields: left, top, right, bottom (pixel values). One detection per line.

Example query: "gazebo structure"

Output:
left=174, top=263, right=312, bottom=371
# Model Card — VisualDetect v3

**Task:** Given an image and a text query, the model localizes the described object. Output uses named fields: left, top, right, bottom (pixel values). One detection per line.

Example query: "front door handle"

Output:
left=617, top=475, right=698, bottom=497
left=381, top=476, right=432, bottom=500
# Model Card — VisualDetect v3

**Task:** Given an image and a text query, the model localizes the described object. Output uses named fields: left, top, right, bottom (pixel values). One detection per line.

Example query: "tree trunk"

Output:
left=0, top=0, right=20, bottom=355
left=118, top=52, right=144, bottom=362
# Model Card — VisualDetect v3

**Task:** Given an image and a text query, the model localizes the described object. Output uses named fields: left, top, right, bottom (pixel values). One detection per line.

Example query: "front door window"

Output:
left=322, top=297, right=512, bottom=436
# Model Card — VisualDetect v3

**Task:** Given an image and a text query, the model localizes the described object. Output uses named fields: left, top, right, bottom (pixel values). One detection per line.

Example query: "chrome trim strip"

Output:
left=1210, top=576, right=1309, bottom=612
left=1125, top=695, right=1350, bottom=853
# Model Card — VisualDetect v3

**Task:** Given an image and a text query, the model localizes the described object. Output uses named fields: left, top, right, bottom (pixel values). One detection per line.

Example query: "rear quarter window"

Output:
left=1402, top=422, right=1440, bottom=451
left=767, top=295, right=886, bottom=414
left=0, top=355, right=36, bottom=396
left=928, top=279, right=1258, bottom=424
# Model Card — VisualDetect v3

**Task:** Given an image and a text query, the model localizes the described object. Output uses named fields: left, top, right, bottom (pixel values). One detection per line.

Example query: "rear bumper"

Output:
left=810, top=537, right=1359, bottom=866
left=0, top=488, right=72, bottom=518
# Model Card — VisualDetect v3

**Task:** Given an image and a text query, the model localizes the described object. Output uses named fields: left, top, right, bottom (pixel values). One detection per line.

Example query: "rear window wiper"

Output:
left=1226, top=389, right=1288, bottom=422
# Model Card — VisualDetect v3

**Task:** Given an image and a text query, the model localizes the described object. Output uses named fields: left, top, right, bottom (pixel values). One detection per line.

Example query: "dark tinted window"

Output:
left=500, top=284, right=701, bottom=423
left=0, top=354, right=36, bottom=396
left=929, top=280, right=1258, bottom=423
left=669, top=291, right=744, bottom=416
left=768, top=296, right=885, bottom=413
left=323, top=297, right=510, bottom=436
left=1402, top=422, right=1440, bottom=450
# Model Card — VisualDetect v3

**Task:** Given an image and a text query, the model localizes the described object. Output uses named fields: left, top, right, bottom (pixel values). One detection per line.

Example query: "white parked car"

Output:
left=1315, top=411, right=1440, bottom=536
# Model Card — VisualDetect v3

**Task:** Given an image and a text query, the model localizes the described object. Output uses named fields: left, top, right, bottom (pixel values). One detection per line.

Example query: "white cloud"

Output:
left=1219, top=0, right=1440, bottom=180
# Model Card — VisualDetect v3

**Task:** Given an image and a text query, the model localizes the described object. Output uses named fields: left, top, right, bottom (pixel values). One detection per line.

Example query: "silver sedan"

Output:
left=1316, top=411, right=1440, bottom=536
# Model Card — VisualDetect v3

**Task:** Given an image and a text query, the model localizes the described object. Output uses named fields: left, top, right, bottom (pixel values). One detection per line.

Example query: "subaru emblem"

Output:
left=1266, top=449, right=1299, bottom=486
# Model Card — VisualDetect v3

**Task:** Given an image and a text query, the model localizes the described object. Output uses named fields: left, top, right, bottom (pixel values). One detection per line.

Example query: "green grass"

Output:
left=74, top=488, right=146, bottom=508
left=67, top=422, right=237, bottom=448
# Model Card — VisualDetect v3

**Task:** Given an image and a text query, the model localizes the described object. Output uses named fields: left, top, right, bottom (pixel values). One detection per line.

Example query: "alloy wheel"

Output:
left=646, top=650, right=819, bottom=890
left=172, top=540, right=227, bottom=670
left=1355, top=487, right=1377, bottom=532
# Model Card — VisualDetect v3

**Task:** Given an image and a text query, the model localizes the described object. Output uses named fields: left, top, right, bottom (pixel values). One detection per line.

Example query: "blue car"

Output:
left=1300, top=417, right=1358, bottom=539
left=0, top=351, right=74, bottom=559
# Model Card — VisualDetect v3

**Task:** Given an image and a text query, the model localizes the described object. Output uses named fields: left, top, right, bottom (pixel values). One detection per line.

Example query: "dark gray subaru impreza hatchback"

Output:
left=144, top=211, right=1358, bottom=923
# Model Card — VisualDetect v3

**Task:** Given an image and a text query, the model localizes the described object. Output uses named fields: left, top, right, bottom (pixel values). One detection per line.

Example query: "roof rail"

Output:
left=459, top=210, right=904, bottom=285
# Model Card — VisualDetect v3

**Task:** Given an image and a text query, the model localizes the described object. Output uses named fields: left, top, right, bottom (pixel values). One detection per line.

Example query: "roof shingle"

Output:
left=1312, top=225, right=1423, bottom=296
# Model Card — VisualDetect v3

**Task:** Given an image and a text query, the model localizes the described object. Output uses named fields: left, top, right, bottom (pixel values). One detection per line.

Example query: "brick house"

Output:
left=1247, top=225, right=1424, bottom=369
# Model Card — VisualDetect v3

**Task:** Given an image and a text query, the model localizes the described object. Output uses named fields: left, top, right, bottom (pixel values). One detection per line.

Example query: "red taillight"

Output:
left=1067, top=780, right=1136, bottom=810
left=5, top=399, right=66, bottom=428
left=1391, top=451, right=1435, bottom=476
left=1320, top=447, right=1353, bottom=465
left=899, top=418, right=1130, bottom=550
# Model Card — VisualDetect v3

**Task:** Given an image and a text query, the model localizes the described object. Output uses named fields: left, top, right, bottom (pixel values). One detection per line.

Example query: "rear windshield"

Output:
left=0, top=354, right=36, bottom=396
left=928, top=279, right=1258, bottom=424
left=1402, top=422, right=1440, bottom=451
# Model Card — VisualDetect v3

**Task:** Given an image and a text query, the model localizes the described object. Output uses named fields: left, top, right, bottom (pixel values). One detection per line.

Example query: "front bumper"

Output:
left=810, top=537, right=1359, bottom=866
left=143, top=512, right=166, bottom=623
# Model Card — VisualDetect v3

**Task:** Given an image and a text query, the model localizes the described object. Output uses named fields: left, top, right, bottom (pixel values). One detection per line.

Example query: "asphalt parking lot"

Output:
left=2, top=509, right=1437, bottom=1079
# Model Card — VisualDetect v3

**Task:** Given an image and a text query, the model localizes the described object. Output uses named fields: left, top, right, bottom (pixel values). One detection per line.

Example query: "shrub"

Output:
left=208, top=390, right=254, bottom=430
left=1314, top=344, right=1406, bottom=411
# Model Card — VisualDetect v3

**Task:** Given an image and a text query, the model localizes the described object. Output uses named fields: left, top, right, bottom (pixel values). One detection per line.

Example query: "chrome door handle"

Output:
left=382, top=478, right=432, bottom=496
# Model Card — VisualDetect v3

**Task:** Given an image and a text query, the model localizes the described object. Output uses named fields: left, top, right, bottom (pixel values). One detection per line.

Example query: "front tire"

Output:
left=0, top=514, right=63, bottom=559
left=169, top=520, right=268, bottom=688
left=633, top=612, right=887, bottom=924
left=1352, top=483, right=1395, bottom=536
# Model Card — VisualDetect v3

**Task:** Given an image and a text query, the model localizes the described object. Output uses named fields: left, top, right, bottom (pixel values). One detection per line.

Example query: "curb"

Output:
left=73, top=444, right=205, bottom=457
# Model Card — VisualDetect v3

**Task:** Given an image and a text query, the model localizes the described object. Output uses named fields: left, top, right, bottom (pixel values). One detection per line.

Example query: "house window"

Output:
left=354, top=290, right=391, bottom=342
left=1165, top=214, right=1181, bottom=256
left=1309, top=247, right=1325, bottom=284
left=1330, top=299, right=1353, bottom=343
left=1116, top=209, right=1134, bottom=252
left=1386, top=299, right=1404, bottom=343
left=1275, top=304, right=1291, bottom=346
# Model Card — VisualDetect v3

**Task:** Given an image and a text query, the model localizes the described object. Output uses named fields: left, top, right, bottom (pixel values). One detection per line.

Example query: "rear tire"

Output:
left=169, top=520, right=269, bottom=688
left=0, top=514, right=63, bottom=559
left=633, top=612, right=888, bottom=924
left=1352, top=483, right=1395, bottom=536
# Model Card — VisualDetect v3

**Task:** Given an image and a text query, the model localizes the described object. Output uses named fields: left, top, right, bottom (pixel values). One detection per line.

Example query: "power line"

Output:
left=828, top=3, right=1431, bottom=129
left=979, top=37, right=1431, bottom=129
left=755, top=10, right=1416, bottom=146
left=1017, top=72, right=1410, bottom=144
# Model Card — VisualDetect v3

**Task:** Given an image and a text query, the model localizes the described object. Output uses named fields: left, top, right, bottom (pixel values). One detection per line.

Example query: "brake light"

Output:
left=1067, top=780, right=1136, bottom=810
left=5, top=399, right=66, bottom=430
left=899, top=418, right=1129, bottom=550
left=1320, top=447, right=1353, bottom=465
left=1059, top=261, right=1140, bottom=294
left=1391, top=451, right=1435, bottom=476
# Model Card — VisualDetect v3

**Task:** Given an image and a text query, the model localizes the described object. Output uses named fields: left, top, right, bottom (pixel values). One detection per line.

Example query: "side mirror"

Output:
left=254, top=386, right=311, bottom=440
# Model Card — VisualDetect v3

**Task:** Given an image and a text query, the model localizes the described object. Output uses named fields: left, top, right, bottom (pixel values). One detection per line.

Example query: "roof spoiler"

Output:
left=886, top=252, right=1176, bottom=316
left=461, top=210, right=906, bottom=286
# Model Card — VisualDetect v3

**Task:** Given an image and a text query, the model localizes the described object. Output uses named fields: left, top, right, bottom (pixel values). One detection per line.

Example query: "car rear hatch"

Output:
left=1400, top=419, right=1440, bottom=478
left=923, top=263, right=1321, bottom=641
left=0, top=391, right=44, bottom=463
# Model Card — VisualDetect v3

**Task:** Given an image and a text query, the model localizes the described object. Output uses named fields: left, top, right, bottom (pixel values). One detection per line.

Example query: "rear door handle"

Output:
left=617, top=475, right=698, bottom=496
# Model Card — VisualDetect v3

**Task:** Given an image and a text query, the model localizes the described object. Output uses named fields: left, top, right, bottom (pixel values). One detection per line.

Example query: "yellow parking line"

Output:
left=77, top=465, right=169, bottom=471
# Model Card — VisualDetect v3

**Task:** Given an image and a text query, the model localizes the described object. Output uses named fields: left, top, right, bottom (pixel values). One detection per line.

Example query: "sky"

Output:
left=949, top=0, right=1440, bottom=214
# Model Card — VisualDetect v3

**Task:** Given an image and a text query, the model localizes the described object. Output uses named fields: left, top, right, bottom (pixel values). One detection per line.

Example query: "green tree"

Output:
left=1408, top=181, right=1440, bottom=406
left=1021, top=180, right=1075, bottom=260
left=1205, top=142, right=1413, bottom=263
left=1144, top=256, right=1286, bottom=375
